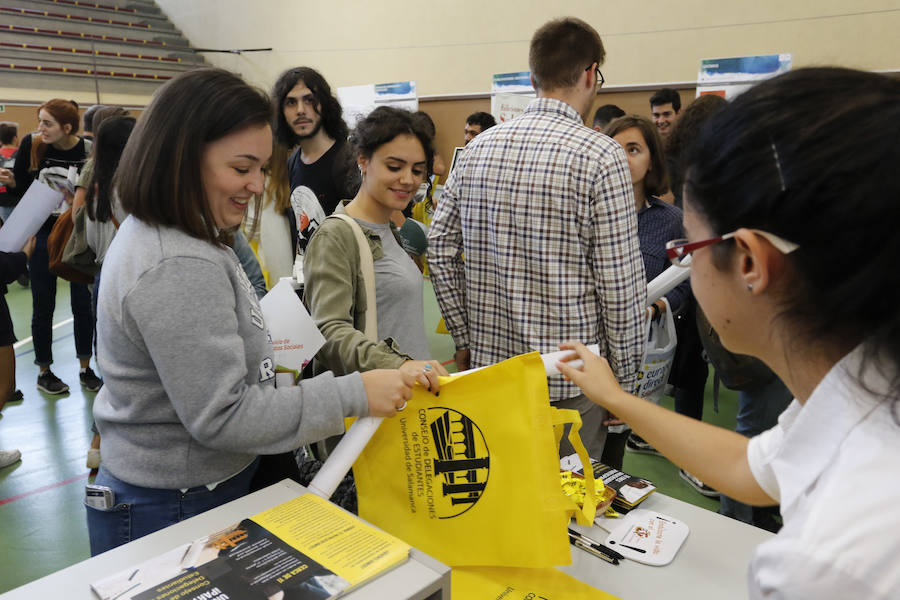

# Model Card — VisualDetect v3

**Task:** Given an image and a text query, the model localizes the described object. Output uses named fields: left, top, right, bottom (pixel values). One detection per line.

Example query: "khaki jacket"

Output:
left=303, top=204, right=410, bottom=375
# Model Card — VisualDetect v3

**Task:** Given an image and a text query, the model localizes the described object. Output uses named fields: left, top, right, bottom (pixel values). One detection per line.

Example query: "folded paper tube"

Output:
left=308, top=262, right=691, bottom=499
left=307, top=344, right=600, bottom=499
left=646, top=256, right=691, bottom=304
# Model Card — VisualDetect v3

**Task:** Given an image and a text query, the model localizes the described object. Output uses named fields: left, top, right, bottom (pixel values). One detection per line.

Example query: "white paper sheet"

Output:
left=0, top=181, right=63, bottom=252
left=337, top=83, right=377, bottom=129
left=259, top=278, right=326, bottom=375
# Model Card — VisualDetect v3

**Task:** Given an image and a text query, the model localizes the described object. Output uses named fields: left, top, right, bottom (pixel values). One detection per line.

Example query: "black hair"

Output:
left=117, top=68, right=271, bottom=245
left=82, top=104, right=105, bottom=134
left=649, top=88, right=681, bottom=112
left=592, top=104, right=625, bottom=129
left=412, top=111, right=436, bottom=139
left=0, top=122, right=17, bottom=145
left=665, top=94, right=727, bottom=205
left=604, top=115, right=669, bottom=198
left=685, top=67, right=900, bottom=407
left=411, top=111, right=437, bottom=178
left=466, top=111, right=497, bottom=131
left=86, top=115, right=136, bottom=222
left=271, top=67, right=348, bottom=147
left=529, top=17, right=605, bottom=91
left=351, top=106, right=434, bottom=178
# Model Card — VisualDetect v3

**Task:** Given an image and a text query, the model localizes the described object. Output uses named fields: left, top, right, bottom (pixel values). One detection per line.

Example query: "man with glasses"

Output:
left=429, top=17, right=646, bottom=460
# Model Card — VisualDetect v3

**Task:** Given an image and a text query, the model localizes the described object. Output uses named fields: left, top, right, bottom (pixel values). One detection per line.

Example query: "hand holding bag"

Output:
left=635, top=297, right=677, bottom=403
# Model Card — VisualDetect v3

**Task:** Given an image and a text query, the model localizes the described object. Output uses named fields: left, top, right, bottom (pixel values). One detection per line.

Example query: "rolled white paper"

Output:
left=646, top=257, right=691, bottom=304
left=307, top=415, right=383, bottom=499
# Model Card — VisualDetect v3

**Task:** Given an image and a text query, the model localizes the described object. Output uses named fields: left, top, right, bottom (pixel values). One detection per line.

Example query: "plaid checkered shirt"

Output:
left=428, top=98, right=647, bottom=400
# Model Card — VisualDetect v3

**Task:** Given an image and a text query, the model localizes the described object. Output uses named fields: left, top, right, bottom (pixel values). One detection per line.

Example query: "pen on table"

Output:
left=568, top=527, right=625, bottom=561
left=569, top=534, right=619, bottom=565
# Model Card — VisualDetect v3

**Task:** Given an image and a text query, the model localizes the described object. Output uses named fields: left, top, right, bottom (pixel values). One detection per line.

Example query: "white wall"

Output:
left=157, top=0, right=900, bottom=95
left=3, top=1, right=897, bottom=105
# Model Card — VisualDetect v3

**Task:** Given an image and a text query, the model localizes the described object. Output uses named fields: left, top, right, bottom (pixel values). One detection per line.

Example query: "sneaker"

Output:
left=37, top=370, right=70, bottom=395
left=680, top=469, right=721, bottom=498
left=625, top=433, right=662, bottom=457
left=86, top=448, right=101, bottom=469
left=0, top=449, right=22, bottom=469
left=80, top=367, right=103, bottom=392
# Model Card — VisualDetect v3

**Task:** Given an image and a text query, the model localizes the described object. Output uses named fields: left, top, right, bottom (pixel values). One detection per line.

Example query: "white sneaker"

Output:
left=0, top=449, right=22, bottom=469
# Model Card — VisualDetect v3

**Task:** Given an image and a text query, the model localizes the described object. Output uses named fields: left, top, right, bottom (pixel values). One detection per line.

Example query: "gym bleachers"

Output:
left=0, top=0, right=206, bottom=96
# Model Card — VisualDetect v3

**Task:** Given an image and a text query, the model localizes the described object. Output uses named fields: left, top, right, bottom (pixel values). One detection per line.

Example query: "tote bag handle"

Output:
left=552, top=407, right=599, bottom=526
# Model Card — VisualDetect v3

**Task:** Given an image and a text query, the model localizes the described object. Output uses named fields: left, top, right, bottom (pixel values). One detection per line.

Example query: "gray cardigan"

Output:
left=93, top=217, right=368, bottom=489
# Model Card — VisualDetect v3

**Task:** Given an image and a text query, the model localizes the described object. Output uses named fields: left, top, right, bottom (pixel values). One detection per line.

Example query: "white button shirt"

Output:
left=747, top=345, right=900, bottom=599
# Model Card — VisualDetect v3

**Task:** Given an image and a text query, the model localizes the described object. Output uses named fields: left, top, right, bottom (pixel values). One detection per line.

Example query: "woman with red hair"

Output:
left=0, top=99, right=99, bottom=394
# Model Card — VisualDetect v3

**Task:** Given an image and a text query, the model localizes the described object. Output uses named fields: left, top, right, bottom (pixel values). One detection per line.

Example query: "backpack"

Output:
left=695, top=306, right=776, bottom=392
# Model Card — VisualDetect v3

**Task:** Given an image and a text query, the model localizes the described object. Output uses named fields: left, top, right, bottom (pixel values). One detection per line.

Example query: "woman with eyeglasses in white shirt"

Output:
left=559, top=67, right=900, bottom=600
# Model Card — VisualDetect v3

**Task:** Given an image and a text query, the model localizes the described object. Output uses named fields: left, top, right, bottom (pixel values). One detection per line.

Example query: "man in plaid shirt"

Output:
left=428, top=17, right=646, bottom=458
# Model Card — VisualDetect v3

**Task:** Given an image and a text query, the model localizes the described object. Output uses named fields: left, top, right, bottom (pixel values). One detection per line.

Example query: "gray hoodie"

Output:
left=94, top=217, right=367, bottom=489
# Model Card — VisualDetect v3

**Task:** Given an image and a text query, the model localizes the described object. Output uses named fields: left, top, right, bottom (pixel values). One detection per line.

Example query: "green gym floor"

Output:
left=0, top=277, right=739, bottom=593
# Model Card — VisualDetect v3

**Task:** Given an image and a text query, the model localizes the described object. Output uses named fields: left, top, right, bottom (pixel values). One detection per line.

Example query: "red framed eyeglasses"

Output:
left=665, top=230, right=799, bottom=267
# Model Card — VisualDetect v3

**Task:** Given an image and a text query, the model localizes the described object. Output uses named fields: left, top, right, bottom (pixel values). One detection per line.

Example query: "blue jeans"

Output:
left=29, top=218, right=93, bottom=367
left=0, top=205, right=14, bottom=223
left=719, top=377, right=793, bottom=530
left=86, top=458, right=260, bottom=556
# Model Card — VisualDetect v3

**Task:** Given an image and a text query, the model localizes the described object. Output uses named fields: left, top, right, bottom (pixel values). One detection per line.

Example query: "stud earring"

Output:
left=747, top=283, right=754, bottom=292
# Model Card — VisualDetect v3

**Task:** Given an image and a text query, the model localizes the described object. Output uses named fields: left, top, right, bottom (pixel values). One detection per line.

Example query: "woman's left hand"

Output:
left=399, top=359, right=449, bottom=394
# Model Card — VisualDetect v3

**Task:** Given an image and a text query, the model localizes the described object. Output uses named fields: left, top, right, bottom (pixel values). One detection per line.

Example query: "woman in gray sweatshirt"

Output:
left=87, top=68, right=416, bottom=555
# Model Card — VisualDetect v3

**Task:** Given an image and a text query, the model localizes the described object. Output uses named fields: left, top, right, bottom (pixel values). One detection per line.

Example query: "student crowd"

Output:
left=0, top=15, right=898, bottom=599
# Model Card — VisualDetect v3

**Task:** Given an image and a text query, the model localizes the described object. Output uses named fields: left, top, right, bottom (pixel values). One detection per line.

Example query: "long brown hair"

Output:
left=30, top=98, right=80, bottom=171
left=604, top=115, right=670, bottom=198
left=264, top=143, right=291, bottom=215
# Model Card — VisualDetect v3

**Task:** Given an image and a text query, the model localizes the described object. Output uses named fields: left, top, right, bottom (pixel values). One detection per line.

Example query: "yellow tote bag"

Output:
left=353, top=352, right=596, bottom=567
left=452, top=566, right=621, bottom=600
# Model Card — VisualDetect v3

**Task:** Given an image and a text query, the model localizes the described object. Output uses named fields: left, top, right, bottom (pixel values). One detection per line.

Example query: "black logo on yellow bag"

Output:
left=428, top=407, right=490, bottom=519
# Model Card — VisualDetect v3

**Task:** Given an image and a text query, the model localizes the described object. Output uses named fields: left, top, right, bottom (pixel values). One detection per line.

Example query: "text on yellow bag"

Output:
left=353, top=352, right=596, bottom=567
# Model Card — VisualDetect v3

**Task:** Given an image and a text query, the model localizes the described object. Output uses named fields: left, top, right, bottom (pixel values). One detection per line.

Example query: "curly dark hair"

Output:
left=271, top=67, right=348, bottom=147
left=350, top=106, right=434, bottom=178
left=466, top=111, right=496, bottom=131
left=665, top=94, right=727, bottom=203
